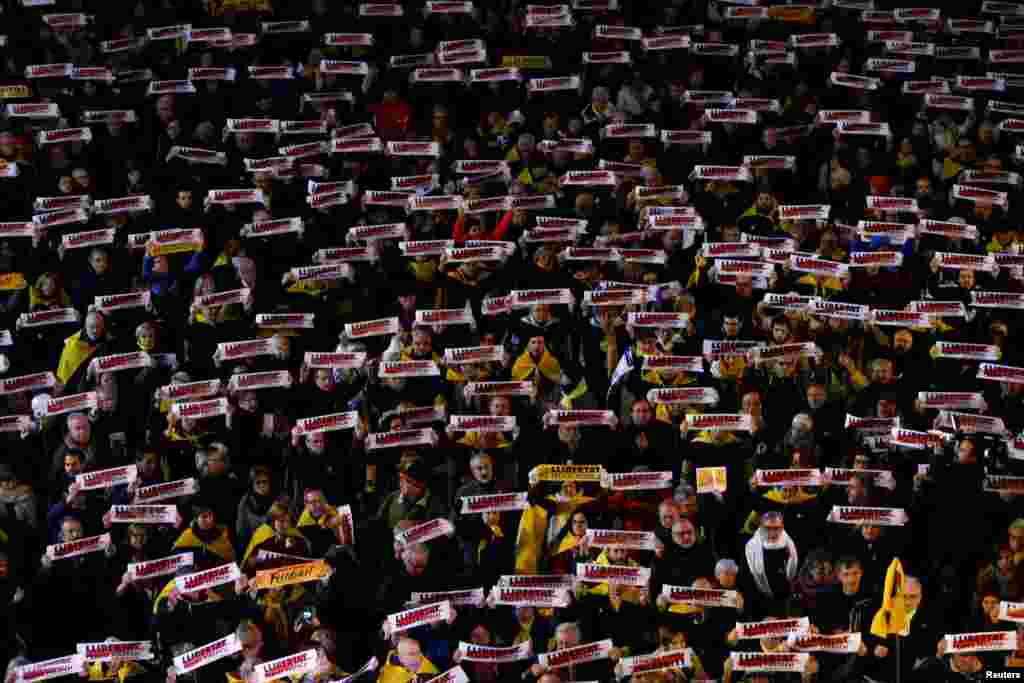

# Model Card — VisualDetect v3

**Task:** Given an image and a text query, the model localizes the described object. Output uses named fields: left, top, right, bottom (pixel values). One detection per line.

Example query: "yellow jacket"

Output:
left=511, top=350, right=561, bottom=383
left=173, top=525, right=236, bottom=564
left=378, top=651, right=439, bottom=683
left=241, top=523, right=310, bottom=566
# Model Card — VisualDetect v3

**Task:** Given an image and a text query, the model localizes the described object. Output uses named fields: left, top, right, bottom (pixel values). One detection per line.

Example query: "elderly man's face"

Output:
left=556, top=627, right=579, bottom=649
left=412, top=332, right=432, bottom=357
left=902, top=581, right=922, bottom=611
left=89, top=250, right=109, bottom=275
left=717, top=568, right=738, bottom=588
left=470, top=457, right=493, bottom=484
left=68, top=415, right=91, bottom=445
left=237, top=259, right=257, bottom=288
left=62, top=519, right=83, bottom=542
left=85, top=313, right=105, bottom=340
left=672, top=520, right=696, bottom=548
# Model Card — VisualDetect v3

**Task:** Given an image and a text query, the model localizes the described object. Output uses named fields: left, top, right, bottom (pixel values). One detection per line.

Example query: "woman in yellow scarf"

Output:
left=172, top=503, right=236, bottom=565
left=512, top=337, right=563, bottom=384
left=29, top=272, right=71, bottom=311
left=512, top=335, right=570, bottom=406
left=241, top=500, right=311, bottom=572
left=379, top=638, right=440, bottom=683
left=518, top=481, right=607, bottom=575
left=56, top=308, right=111, bottom=390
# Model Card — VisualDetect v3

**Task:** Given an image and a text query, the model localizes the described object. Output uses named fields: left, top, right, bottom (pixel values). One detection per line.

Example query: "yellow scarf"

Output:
left=56, top=331, right=97, bottom=384
left=379, top=651, right=439, bottom=683
left=642, top=367, right=697, bottom=387
left=173, top=525, right=237, bottom=564
left=241, top=523, right=310, bottom=566
left=30, top=284, right=71, bottom=309
left=512, top=350, right=561, bottom=383
left=298, top=505, right=337, bottom=529
left=164, top=425, right=210, bottom=445
left=0, top=273, right=27, bottom=290
left=761, top=486, right=819, bottom=505
left=514, top=617, right=535, bottom=645
left=796, top=273, right=845, bottom=297
left=259, top=585, right=306, bottom=642
left=514, top=494, right=592, bottom=574
left=408, top=260, right=438, bottom=283
left=460, top=431, right=511, bottom=449
left=152, top=577, right=227, bottom=615
left=553, top=530, right=582, bottom=557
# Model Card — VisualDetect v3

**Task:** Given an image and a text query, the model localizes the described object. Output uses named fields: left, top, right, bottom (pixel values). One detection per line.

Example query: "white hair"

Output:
left=715, top=559, right=739, bottom=575
left=555, top=621, right=580, bottom=641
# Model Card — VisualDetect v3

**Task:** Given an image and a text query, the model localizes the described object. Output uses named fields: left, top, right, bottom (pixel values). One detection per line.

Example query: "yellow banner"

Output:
left=500, top=55, right=552, bottom=70
left=768, top=6, right=815, bottom=22
left=0, top=86, right=31, bottom=99
left=150, top=241, right=201, bottom=257
left=532, top=464, right=604, bottom=483
left=252, top=560, right=330, bottom=590
left=696, top=466, right=728, bottom=494
left=209, top=0, right=272, bottom=16
left=0, top=273, right=27, bottom=291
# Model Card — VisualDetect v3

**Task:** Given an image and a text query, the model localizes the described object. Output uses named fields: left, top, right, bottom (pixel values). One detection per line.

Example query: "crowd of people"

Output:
left=4, top=0, right=1024, bottom=682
